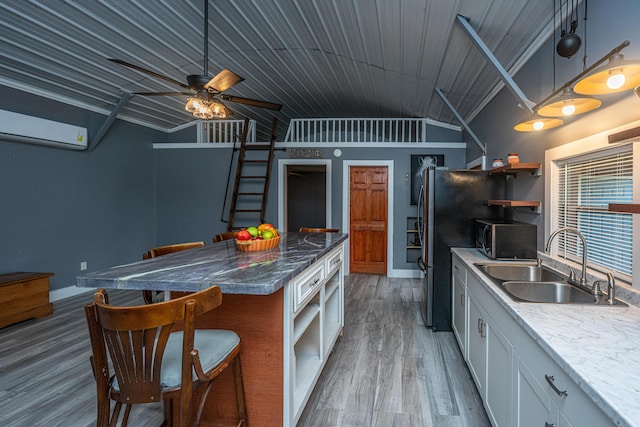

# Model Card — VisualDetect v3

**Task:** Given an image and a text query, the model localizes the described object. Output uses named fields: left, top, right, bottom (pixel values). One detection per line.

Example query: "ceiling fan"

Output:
left=108, top=0, right=282, bottom=119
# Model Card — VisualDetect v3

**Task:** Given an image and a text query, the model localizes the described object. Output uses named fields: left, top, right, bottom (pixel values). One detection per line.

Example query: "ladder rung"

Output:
left=244, top=144, right=271, bottom=150
left=240, top=175, right=267, bottom=179
left=241, top=160, right=268, bottom=163
left=237, top=192, right=264, bottom=196
left=232, top=209, right=262, bottom=213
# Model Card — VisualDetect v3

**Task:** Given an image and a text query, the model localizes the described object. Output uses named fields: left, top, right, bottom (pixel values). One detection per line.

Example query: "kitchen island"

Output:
left=77, top=232, right=348, bottom=426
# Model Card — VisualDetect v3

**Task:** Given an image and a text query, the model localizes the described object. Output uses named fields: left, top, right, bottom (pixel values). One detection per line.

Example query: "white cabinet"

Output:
left=512, top=323, right=613, bottom=427
left=452, top=254, right=616, bottom=427
left=285, top=245, right=344, bottom=426
left=466, top=273, right=513, bottom=427
left=451, top=254, right=467, bottom=358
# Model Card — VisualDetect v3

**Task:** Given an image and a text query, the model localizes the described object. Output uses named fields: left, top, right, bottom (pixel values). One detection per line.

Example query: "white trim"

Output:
left=153, top=141, right=467, bottom=149
left=545, top=118, right=640, bottom=288
left=342, top=160, right=394, bottom=276
left=389, top=268, right=421, bottom=279
left=50, top=285, right=95, bottom=302
left=277, top=159, right=332, bottom=232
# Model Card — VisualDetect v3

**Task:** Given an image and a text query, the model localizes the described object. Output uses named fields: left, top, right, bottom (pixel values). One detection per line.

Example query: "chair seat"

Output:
left=113, top=329, right=240, bottom=391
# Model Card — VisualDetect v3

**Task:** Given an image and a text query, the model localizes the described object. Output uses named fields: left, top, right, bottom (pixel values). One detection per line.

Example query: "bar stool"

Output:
left=84, top=286, right=248, bottom=427
left=298, top=227, right=340, bottom=233
left=142, top=241, right=205, bottom=304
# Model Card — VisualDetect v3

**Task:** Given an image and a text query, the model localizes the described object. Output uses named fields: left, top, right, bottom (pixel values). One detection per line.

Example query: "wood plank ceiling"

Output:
left=0, top=0, right=561, bottom=141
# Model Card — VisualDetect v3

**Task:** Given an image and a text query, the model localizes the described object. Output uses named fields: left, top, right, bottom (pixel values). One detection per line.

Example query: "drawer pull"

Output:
left=545, top=374, right=568, bottom=397
left=545, top=423, right=555, bottom=427
left=312, top=277, right=320, bottom=286
left=477, top=318, right=486, bottom=337
left=460, top=293, right=465, bottom=307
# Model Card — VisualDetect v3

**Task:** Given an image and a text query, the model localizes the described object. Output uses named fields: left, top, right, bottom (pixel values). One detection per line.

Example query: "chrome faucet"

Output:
left=593, top=272, right=616, bottom=304
left=545, top=227, right=588, bottom=287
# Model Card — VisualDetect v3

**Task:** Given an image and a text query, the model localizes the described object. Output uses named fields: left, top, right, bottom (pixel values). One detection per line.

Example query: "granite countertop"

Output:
left=452, top=247, right=640, bottom=427
left=76, top=232, right=347, bottom=295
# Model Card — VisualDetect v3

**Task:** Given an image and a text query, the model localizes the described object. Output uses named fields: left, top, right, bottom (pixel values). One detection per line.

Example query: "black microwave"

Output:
left=475, top=219, right=537, bottom=260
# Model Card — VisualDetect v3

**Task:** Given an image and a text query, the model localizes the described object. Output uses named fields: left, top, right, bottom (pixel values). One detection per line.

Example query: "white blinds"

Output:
left=556, top=148, right=633, bottom=277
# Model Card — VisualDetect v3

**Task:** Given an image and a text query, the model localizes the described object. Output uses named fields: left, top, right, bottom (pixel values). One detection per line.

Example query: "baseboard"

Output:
left=50, top=285, right=96, bottom=302
left=388, top=268, right=422, bottom=279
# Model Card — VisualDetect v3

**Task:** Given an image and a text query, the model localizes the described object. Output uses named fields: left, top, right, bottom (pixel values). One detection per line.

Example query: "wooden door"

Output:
left=349, top=166, right=388, bottom=274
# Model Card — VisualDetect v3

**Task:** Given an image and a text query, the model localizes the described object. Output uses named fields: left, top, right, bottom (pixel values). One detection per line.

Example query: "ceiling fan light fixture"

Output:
left=209, top=100, right=226, bottom=119
left=185, top=96, right=206, bottom=113
left=514, top=115, right=563, bottom=132
left=573, top=53, right=640, bottom=95
left=537, top=87, right=602, bottom=117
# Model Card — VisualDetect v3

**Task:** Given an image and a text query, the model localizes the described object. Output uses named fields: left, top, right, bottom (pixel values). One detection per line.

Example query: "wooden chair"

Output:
left=213, top=231, right=239, bottom=243
left=298, top=227, right=340, bottom=233
left=142, top=241, right=205, bottom=304
left=84, top=287, right=247, bottom=427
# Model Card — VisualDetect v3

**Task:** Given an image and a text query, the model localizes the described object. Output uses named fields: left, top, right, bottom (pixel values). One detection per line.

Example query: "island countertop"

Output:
left=76, top=232, right=348, bottom=295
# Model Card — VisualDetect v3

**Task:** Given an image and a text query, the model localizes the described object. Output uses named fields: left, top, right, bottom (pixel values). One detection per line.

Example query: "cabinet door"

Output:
left=467, top=289, right=486, bottom=396
left=451, top=271, right=466, bottom=357
left=513, top=356, right=554, bottom=427
left=485, top=320, right=512, bottom=427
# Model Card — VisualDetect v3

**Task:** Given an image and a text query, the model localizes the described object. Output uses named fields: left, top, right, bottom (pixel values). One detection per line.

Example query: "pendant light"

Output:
left=573, top=53, right=640, bottom=95
left=513, top=115, right=563, bottom=132
left=537, top=87, right=601, bottom=117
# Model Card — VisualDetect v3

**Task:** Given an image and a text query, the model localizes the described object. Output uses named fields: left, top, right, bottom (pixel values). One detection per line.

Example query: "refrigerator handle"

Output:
left=417, top=184, right=424, bottom=247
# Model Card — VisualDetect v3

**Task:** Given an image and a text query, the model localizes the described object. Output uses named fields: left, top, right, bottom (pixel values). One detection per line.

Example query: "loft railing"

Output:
left=283, top=118, right=429, bottom=144
left=198, top=119, right=256, bottom=143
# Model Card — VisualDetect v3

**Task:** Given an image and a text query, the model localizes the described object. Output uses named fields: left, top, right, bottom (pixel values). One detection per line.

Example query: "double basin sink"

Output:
left=475, top=263, right=626, bottom=306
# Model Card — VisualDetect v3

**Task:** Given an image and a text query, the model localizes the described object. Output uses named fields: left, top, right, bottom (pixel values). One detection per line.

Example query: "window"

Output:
left=554, top=147, right=633, bottom=281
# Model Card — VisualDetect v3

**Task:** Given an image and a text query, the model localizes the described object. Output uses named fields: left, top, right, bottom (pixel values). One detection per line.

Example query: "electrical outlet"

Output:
left=80, top=261, right=87, bottom=271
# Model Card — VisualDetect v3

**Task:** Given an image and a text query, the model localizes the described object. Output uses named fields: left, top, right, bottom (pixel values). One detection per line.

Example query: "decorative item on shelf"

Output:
left=507, top=153, right=520, bottom=165
left=492, top=158, right=505, bottom=168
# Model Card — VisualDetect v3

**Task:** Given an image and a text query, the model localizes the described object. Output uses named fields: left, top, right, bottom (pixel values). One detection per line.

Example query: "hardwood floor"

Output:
left=0, top=275, right=489, bottom=427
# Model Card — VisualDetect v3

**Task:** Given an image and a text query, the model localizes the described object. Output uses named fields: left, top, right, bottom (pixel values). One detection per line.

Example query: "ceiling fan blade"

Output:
left=219, top=94, right=282, bottom=111
left=204, top=69, right=244, bottom=92
left=133, top=92, right=193, bottom=96
left=108, top=58, right=190, bottom=89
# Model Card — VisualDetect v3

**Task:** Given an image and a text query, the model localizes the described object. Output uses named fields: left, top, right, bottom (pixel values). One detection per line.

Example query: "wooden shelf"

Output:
left=488, top=163, right=540, bottom=175
left=488, top=200, right=541, bottom=208
left=608, top=203, right=640, bottom=214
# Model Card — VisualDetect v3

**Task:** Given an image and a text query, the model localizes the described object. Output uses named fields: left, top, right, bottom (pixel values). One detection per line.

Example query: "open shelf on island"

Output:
left=608, top=204, right=640, bottom=214
left=488, top=163, right=540, bottom=175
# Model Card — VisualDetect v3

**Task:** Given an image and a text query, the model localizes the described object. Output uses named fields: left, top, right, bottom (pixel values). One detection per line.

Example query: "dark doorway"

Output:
left=286, top=164, right=327, bottom=232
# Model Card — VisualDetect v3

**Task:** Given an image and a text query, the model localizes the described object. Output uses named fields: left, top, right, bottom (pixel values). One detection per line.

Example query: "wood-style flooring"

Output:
left=0, top=274, right=489, bottom=427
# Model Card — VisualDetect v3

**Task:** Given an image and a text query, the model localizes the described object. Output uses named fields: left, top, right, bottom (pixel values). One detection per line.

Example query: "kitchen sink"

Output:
left=477, top=263, right=565, bottom=282
left=474, top=262, right=627, bottom=306
left=501, top=281, right=596, bottom=304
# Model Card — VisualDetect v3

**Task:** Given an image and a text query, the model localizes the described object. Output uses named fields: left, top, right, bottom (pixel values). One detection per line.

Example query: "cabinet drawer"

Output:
left=326, top=247, right=343, bottom=276
left=514, top=325, right=613, bottom=426
left=452, top=254, right=467, bottom=284
left=293, top=263, right=325, bottom=312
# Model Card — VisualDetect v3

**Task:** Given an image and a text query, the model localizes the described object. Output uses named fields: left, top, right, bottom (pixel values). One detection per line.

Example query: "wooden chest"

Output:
left=0, top=272, right=54, bottom=328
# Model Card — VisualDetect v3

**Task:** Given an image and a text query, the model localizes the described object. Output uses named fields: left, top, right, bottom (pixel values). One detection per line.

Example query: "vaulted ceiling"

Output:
left=0, top=0, right=561, bottom=141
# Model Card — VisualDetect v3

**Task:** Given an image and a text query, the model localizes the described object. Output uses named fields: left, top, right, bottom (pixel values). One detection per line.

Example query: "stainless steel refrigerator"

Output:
left=416, top=168, right=502, bottom=331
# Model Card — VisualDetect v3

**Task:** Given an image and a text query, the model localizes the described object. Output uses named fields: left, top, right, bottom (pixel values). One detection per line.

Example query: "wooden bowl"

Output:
left=236, top=235, right=281, bottom=252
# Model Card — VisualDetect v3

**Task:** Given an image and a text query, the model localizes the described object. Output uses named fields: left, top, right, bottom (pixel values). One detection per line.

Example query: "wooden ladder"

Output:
left=227, top=118, right=277, bottom=231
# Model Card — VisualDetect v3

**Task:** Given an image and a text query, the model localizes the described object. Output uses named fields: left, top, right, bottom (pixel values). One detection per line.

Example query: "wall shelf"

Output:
left=488, top=200, right=541, bottom=209
left=608, top=203, right=640, bottom=214
left=488, top=163, right=541, bottom=176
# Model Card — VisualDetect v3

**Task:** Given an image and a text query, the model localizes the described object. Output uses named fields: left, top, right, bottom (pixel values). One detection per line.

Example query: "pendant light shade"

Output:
left=514, top=115, right=563, bottom=132
left=573, top=53, right=640, bottom=95
left=537, top=87, right=602, bottom=117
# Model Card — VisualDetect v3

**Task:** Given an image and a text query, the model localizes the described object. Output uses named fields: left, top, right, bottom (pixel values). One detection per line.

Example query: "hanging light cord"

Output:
left=582, top=0, right=588, bottom=71
left=535, top=40, right=629, bottom=110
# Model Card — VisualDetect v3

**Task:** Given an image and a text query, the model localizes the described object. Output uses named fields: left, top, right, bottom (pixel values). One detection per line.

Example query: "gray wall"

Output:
left=468, top=0, right=640, bottom=249
left=154, top=133, right=467, bottom=271
left=0, top=86, right=160, bottom=291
